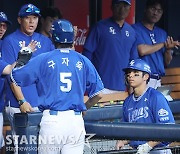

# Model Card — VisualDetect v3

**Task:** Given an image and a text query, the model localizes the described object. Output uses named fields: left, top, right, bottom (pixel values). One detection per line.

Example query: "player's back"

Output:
left=37, top=49, right=96, bottom=112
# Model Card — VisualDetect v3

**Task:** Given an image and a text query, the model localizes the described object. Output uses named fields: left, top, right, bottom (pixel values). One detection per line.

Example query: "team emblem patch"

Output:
left=158, top=109, right=169, bottom=116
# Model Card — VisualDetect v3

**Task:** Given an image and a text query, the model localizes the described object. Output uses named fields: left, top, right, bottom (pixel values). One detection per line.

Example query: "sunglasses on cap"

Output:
left=25, top=6, right=40, bottom=14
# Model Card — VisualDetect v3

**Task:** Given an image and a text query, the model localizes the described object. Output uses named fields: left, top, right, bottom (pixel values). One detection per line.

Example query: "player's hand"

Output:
left=20, top=102, right=34, bottom=113
left=116, top=140, right=127, bottom=150
left=15, top=40, right=38, bottom=67
left=136, top=143, right=152, bottom=154
left=165, top=36, right=180, bottom=50
left=26, top=40, right=38, bottom=53
left=82, top=111, right=86, bottom=117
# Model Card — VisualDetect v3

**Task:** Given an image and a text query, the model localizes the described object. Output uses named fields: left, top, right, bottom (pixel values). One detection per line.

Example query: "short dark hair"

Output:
left=146, top=0, right=165, bottom=10
left=40, top=7, right=62, bottom=19
left=54, top=42, right=73, bottom=49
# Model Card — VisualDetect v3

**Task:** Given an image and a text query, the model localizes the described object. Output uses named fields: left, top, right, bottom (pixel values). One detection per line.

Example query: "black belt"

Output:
left=151, top=74, right=161, bottom=80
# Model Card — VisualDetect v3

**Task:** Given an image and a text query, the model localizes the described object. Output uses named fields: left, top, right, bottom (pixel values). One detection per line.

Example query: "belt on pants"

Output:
left=49, top=110, right=81, bottom=115
left=150, top=74, right=161, bottom=80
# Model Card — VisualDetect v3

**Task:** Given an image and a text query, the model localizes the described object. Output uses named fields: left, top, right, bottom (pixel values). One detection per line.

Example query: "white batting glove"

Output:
left=136, top=143, right=152, bottom=154
left=20, top=47, right=33, bottom=54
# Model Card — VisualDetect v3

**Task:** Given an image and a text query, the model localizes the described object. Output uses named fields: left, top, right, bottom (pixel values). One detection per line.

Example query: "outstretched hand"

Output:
left=21, top=40, right=38, bottom=53
left=15, top=40, right=38, bottom=67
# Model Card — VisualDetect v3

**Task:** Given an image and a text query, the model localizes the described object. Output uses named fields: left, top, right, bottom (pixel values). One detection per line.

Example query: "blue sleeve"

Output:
left=82, top=25, right=99, bottom=60
left=151, top=93, right=175, bottom=124
left=11, top=55, right=45, bottom=87
left=122, top=98, right=129, bottom=122
left=130, top=38, right=139, bottom=60
left=0, top=60, right=8, bottom=75
left=1, top=39, right=17, bottom=64
left=84, top=57, right=104, bottom=97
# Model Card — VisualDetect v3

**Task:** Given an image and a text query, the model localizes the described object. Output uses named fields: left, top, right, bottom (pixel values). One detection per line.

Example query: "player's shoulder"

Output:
left=147, top=87, right=166, bottom=99
left=94, top=17, right=113, bottom=28
left=154, top=26, right=167, bottom=35
left=123, top=22, right=136, bottom=33
left=33, top=32, right=53, bottom=43
left=3, top=30, right=17, bottom=41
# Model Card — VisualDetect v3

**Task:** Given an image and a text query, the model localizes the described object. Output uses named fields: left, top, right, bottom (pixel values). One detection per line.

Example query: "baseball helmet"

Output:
left=123, top=59, right=151, bottom=75
left=51, top=19, right=74, bottom=43
left=18, top=4, right=41, bottom=17
left=0, top=12, right=12, bottom=25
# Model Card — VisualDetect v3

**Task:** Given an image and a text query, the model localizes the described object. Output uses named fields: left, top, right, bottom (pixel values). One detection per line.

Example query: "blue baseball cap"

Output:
left=112, top=0, right=131, bottom=5
left=0, top=12, right=12, bottom=25
left=18, top=4, right=41, bottom=17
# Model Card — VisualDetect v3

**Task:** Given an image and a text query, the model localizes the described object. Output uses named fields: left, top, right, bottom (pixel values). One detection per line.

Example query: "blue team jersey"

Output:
left=132, top=22, right=167, bottom=76
left=0, top=59, right=8, bottom=112
left=1, top=29, right=55, bottom=107
left=122, top=87, right=175, bottom=148
left=12, top=49, right=104, bottom=112
left=83, top=17, right=138, bottom=91
left=0, top=40, right=8, bottom=112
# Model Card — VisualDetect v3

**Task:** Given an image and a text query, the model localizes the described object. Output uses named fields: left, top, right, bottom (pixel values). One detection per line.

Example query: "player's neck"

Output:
left=142, top=20, right=155, bottom=31
left=133, top=83, right=147, bottom=97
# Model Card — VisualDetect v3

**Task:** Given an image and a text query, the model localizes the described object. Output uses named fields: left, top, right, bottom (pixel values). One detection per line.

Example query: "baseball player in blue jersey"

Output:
left=0, top=40, right=37, bottom=151
left=132, top=0, right=180, bottom=89
left=0, top=11, right=12, bottom=151
left=1, top=4, right=54, bottom=153
left=11, top=19, right=104, bottom=154
left=83, top=0, right=138, bottom=94
left=116, top=59, right=175, bottom=154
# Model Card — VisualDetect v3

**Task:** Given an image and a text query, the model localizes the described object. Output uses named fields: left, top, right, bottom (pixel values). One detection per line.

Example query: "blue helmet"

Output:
left=123, top=59, right=151, bottom=75
left=51, top=19, right=74, bottom=43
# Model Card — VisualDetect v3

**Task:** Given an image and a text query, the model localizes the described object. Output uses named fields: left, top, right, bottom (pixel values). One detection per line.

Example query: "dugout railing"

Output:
left=2, top=99, right=180, bottom=154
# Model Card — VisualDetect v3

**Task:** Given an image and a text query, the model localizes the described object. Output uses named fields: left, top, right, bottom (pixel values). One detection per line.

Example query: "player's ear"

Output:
left=143, top=73, right=150, bottom=81
left=17, top=17, right=22, bottom=25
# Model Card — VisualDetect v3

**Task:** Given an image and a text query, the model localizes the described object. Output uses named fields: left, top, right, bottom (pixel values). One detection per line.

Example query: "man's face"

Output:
left=41, top=16, right=58, bottom=37
left=18, top=15, right=39, bottom=36
left=0, top=22, right=7, bottom=39
left=145, top=3, right=163, bottom=24
left=112, top=2, right=131, bottom=21
left=125, top=69, right=148, bottom=88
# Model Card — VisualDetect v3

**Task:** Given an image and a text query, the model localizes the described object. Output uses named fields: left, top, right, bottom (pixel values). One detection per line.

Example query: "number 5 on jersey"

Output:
left=60, top=72, right=72, bottom=92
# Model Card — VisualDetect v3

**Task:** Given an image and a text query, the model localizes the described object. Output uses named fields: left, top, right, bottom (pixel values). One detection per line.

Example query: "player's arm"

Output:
left=136, top=141, right=160, bottom=153
left=2, top=62, right=16, bottom=75
left=138, top=36, right=180, bottom=57
left=137, top=43, right=164, bottom=56
left=10, top=83, right=34, bottom=113
left=85, top=93, right=102, bottom=110
left=10, top=40, right=38, bottom=113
